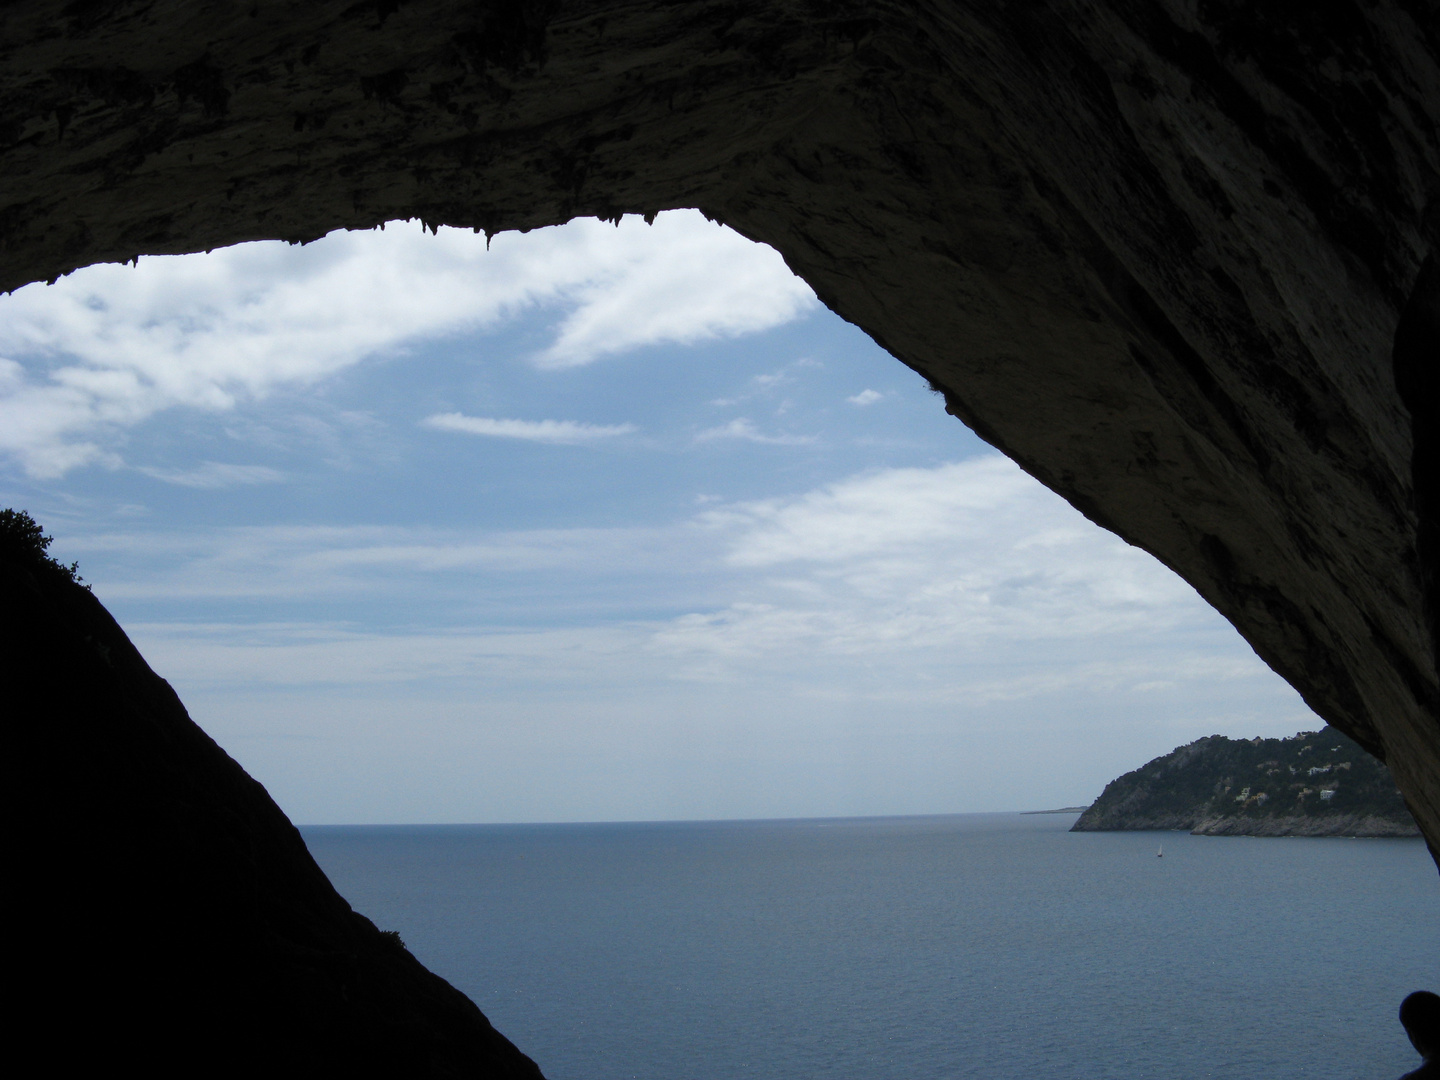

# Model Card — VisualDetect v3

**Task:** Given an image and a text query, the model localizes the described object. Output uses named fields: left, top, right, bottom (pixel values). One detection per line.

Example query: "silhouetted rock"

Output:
left=4, top=547, right=545, bottom=1077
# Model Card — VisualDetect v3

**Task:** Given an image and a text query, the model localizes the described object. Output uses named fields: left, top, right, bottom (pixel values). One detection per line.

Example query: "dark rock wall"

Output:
left=4, top=554, right=546, bottom=1076
left=1, top=3, right=1436, bottom=855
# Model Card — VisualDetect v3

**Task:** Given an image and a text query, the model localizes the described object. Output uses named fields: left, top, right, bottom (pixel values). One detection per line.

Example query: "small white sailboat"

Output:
left=1157, top=844, right=1164, bottom=858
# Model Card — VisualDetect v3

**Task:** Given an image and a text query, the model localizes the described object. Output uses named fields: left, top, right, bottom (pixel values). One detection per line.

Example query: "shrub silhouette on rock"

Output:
left=0, top=508, right=86, bottom=587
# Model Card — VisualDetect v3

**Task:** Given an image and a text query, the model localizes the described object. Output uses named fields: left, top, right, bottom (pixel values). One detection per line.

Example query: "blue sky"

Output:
left=0, top=212, right=1319, bottom=823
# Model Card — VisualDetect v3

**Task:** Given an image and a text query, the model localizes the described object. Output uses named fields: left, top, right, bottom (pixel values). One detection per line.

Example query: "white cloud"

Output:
left=651, top=457, right=1199, bottom=674
left=423, top=413, right=636, bottom=444
left=87, top=455, right=1314, bottom=820
left=705, top=362, right=815, bottom=411
left=128, top=621, right=646, bottom=689
left=137, top=462, right=286, bottom=488
left=718, top=457, right=1041, bottom=567
left=88, top=457, right=1214, bottom=679
left=848, top=389, right=883, bottom=405
left=0, top=212, right=814, bottom=477
left=535, top=216, right=816, bottom=368
left=72, top=518, right=717, bottom=607
left=695, top=418, right=817, bottom=445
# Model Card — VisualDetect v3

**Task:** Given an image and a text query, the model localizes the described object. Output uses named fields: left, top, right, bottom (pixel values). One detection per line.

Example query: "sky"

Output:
left=0, top=211, right=1321, bottom=824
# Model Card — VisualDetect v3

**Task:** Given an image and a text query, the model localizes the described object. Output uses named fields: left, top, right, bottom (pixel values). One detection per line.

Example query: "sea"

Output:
left=301, top=813, right=1439, bottom=1080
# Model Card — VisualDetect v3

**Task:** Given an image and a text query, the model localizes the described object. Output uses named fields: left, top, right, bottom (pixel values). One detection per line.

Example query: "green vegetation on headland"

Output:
left=1072, top=728, right=1419, bottom=837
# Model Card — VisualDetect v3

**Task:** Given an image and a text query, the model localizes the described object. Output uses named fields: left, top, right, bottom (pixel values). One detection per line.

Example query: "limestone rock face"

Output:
left=1, top=2, right=1436, bottom=853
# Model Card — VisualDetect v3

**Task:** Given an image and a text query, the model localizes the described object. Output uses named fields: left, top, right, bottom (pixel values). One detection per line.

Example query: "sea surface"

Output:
left=302, top=813, right=1439, bottom=1079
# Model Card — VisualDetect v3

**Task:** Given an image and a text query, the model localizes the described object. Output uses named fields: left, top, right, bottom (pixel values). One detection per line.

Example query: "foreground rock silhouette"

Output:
left=2, top=0, right=1437, bottom=1069
left=4, top=540, right=545, bottom=1076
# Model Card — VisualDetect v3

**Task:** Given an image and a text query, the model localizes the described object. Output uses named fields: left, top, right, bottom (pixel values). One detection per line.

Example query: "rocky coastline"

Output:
left=1073, top=729, right=1420, bottom=839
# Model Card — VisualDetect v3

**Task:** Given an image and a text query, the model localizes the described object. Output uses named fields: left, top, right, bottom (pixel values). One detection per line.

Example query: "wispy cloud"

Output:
left=0, top=212, right=813, bottom=478
left=137, top=462, right=286, bottom=488
left=89, top=457, right=1217, bottom=669
left=661, top=457, right=1199, bottom=673
left=88, top=455, right=1313, bottom=820
left=708, top=363, right=812, bottom=410
left=847, top=389, right=883, bottom=405
left=423, top=413, right=636, bottom=444
left=695, top=418, right=817, bottom=446
left=535, top=217, right=815, bottom=368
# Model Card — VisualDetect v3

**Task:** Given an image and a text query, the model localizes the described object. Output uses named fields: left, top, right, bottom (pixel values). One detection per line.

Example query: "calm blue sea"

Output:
left=301, top=813, right=1439, bottom=1079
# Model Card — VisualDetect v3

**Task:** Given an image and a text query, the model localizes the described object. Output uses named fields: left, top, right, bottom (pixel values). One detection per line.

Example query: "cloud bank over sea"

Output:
left=0, top=213, right=1317, bottom=824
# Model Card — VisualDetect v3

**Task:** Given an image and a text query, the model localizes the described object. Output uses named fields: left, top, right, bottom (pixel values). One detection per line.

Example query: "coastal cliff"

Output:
left=3, top=518, right=543, bottom=1076
left=1073, top=729, right=1420, bottom=838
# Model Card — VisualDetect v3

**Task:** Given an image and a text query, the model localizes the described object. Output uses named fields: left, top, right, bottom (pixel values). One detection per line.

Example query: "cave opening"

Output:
left=4, top=215, right=1435, bottom=1078
left=4, top=0, right=1435, bottom=845
left=1, top=212, right=1324, bottom=824
left=5, top=0, right=1436, bottom=1071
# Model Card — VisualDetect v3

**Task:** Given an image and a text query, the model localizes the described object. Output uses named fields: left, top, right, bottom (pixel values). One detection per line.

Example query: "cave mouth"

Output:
left=3, top=1, right=1434, bottom=853
left=5, top=0, right=1437, bottom=1070
left=0, top=213, right=1327, bottom=828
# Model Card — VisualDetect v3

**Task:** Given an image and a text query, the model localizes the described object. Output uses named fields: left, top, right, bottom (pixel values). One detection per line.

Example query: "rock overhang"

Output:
left=1, top=0, right=1436, bottom=858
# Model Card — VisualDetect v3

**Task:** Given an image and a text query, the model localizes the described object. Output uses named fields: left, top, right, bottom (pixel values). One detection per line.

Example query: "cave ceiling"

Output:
left=2, top=0, right=1437, bottom=853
